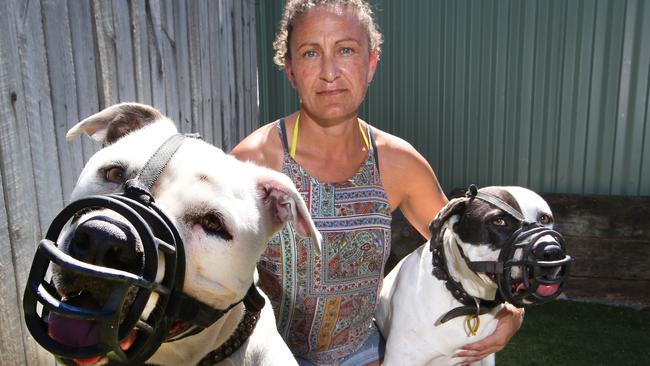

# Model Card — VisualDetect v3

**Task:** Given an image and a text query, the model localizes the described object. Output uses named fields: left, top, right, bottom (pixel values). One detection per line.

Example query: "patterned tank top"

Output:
left=257, top=119, right=392, bottom=365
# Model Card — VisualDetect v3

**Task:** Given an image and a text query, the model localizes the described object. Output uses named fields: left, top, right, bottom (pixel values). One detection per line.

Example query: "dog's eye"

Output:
left=491, top=217, right=507, bottom=226
left=198, top=213, right=233, bottom=240
left=104, top=166, right=125, bottom=183
left=539, top=214, right=553, bottom=225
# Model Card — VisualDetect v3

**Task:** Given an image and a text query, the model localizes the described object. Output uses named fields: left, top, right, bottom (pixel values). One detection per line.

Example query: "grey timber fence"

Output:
left=0, top=0, right=258, bottom=364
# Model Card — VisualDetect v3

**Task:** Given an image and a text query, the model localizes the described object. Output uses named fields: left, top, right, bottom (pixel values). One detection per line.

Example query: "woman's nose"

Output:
left=319, top=54, right=340, bottom=82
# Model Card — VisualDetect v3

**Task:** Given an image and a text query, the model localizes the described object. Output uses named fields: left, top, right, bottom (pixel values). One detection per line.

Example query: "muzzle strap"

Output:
left=136, top=134, right=186, bottom=189
left=125, top=133, right=199, bottom=204
left=467, top=185, right=530, bottom=224
left=172, top=292, right=246, bottom=329
left=467, top=261, right=504, bottom=274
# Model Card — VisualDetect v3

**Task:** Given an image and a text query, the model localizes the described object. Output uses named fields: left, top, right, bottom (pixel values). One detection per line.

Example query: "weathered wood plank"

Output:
left=564, top=277, right=650, bottom=307
left=232, top=0, right=245, bottom=148
left=207, top=0, right=221, bottom=145
left=92, top=0, right=119, bottom=106
left=0, top=170, right=27, bottom=366
left=68, top=0, right=100, bottom=162
left=566, top=236, right=650, bottom=281
left=160, top=0, right=179, bottom=124
left=543, top=193, right=650, bottom=240
left=43, top=0, right=84, bottom=200
left=17, top=0, right=63, bottom=235
left=220, top=0, right=236, bottom=150
left=1, top=1, right=53, bottom=363
left=244, top=0, right=258, bottom=134
left=173, top=0, right=192, bottom=133
left=187, top=0, right=203, bottom=138
left=198, top=0, right=213, bottom=143
left=147, top=0, right=167, bottom=113
left=112, top=0, right=137, bottom=102
left=131, top=0, right=153, bottom=105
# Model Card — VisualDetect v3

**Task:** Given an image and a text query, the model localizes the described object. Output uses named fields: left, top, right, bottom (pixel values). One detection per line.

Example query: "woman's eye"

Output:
left=104, top=166, right=125, bottom=183
left=340, top=47, right=353, bottom=55
left=491, top=217, right=506, bottom=226
left=199, top=213, right=233, bottom=240
left=539, top=214, right=553, bottom=225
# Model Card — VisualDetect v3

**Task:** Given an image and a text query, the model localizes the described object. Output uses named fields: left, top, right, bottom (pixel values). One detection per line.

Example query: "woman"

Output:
left=231, top=1, right=523, bottom=365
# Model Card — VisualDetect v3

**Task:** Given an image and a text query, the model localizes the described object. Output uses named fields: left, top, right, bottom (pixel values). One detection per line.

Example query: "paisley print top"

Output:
left=257, top=120, right=392, bottom=365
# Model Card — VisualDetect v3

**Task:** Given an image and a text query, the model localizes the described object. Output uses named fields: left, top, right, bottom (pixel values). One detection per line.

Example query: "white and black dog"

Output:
left=23, top=103, right=321, bottom=365
left=376, top=186, right=571, bottom=366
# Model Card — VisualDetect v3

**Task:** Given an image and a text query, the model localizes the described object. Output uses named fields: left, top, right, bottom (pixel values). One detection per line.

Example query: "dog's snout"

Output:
left=532, top=241, right=563, bottom=261
left=69, top=216, right=143, bottom=274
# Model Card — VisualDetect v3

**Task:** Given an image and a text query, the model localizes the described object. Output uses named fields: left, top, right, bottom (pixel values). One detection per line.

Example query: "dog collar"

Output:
left=430, top=235, right=503, bottom=323
left=196, top=285, right=265, bottom=365
left=165, top=284, right=264, bottom=344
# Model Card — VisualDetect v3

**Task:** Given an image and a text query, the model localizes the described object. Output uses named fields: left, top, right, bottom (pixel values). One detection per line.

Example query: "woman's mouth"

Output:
left=317, top=89, right=346, bottom=96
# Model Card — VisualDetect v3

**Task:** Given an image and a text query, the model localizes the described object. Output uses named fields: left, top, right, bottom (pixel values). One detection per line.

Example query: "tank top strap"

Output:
left=277, top=118, right=290, bottom=153
left=367, top=125, right=381, bottom=177
left=277, top=118, right=381, bottom=177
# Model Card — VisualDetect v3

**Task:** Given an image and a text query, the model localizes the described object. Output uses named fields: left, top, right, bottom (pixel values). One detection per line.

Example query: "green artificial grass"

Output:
left=497, top=300, right=650, bottom=366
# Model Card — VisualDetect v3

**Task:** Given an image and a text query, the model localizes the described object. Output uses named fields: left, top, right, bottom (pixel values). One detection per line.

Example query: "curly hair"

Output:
left=272, top=0, right=384, bottom=67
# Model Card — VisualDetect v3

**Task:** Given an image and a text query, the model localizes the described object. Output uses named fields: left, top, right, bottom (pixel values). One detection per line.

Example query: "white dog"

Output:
left=376, top=186, right=570, bottom=366
left=27, top=103, right=321, bottom=365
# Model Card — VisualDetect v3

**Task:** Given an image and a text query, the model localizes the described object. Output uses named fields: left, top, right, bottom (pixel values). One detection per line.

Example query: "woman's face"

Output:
left=285, top=7, right=379, bottom=125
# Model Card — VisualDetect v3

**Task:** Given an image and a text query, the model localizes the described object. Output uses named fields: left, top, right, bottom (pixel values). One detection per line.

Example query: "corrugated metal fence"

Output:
left=0, top=1, right=257, bottom=364
left=257, top=0, right=650, bottom=196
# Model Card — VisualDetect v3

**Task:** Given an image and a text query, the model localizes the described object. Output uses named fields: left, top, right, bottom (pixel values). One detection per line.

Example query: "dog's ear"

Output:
left=66, top=103, right=163, bottom=145
left=429, top=197, right=467, bottom=248
left=256, top=173, right=322, bottom=255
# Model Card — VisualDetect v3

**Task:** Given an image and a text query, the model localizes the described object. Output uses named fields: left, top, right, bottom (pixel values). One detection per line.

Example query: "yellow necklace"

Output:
left=290, top=112, right=370, bottom=159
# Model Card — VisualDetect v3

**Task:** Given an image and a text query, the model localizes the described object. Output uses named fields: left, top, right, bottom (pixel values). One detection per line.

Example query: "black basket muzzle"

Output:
left=493, top=225, right=572, bottom=307
left=467, top=227, right=572, bottom=307
left=23, top=193, right=184, bottom=365
left=463, top=185, right=572, bottom=307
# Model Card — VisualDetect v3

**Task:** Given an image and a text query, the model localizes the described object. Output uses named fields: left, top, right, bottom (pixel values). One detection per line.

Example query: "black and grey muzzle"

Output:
left=463, top=186, right=572, bottom=307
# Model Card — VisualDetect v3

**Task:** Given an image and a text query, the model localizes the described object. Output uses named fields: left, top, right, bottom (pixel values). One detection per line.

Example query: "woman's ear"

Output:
left=367, top=49, right=380, bottom=84
left=284, top=58, right=297, bottom=88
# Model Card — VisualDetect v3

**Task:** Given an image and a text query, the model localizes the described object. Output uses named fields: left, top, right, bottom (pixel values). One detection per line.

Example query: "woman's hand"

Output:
left=455, top=304, right=524, bottom=365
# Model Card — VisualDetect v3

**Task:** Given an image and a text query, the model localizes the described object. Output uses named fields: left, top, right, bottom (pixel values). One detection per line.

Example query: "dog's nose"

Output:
left=532, top=241, right=563, bottom=261
left=68, top=216, right=143, bottom=274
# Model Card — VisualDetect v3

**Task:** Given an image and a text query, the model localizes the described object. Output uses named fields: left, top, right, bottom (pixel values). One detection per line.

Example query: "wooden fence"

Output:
left=0, top=0, right=258, bottom=364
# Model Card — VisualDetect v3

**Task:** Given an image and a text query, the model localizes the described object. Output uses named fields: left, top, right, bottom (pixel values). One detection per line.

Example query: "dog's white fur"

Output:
left=376, top=187, right=554, bottom=366
left=62, top=103, right=322, bottom=365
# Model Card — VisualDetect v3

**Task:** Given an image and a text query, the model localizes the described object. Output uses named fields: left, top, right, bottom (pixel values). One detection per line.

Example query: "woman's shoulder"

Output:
left=229, top=120, right=284, bottom=170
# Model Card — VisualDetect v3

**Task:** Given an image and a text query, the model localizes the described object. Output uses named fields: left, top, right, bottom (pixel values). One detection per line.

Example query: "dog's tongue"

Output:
left=48, top=293, right=102, bottom=364
left=536, top=283, right=560, bottom=297
left=516, top=282, right=560, bottom=297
